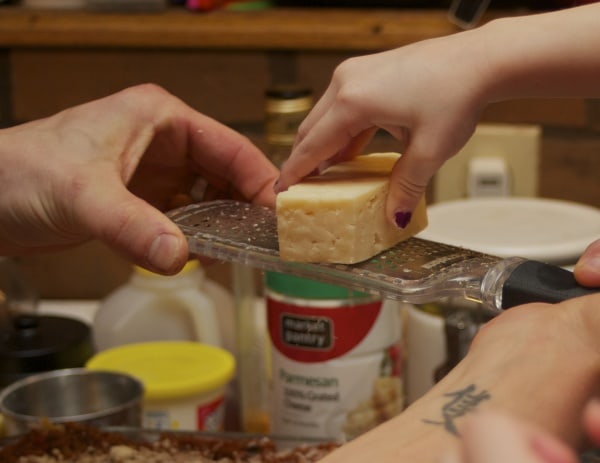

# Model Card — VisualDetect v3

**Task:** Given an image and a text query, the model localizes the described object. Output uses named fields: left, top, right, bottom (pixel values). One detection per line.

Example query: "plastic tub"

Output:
left=86, top=341, right=235, bottom=431
left=265, top=272, right=404, bottom=441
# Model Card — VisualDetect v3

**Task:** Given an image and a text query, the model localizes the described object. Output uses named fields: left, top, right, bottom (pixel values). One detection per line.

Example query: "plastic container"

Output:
left=233, top=263, right=271, bottom=434
left=232, top=84, right=315, bottom=434
left=265, top=272, right=404, bottom=441
left=0, top=257, right=37, bottom=323
left=0, top=258, right=92, bottom=389
left=404, top=298, right=487, bottom=404
left=404, top=303, right=446, bottom=404
left=93, top=261, right=234, bottom=353
left=0, top=314, right=93, bottom=388
left=86, top=341, right=235, bottom=431
left=264, top=85, right=313, bottom=168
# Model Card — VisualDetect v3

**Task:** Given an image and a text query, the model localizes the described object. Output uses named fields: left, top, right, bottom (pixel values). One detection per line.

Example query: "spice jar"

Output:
left=264, top=85, right=313, bottom=168
left=265, top=272, right=404, bottom=441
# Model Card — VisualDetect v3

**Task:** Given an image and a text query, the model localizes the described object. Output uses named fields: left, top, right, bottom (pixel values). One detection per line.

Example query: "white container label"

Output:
left=143, top=395, right=225, bottom=431
left=267, top=298, right=403, bottom=440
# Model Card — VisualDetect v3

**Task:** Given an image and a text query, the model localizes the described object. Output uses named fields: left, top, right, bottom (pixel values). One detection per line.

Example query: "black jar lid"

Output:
left=265, top=85, right=312, bottom=100
left=0, top=315, right=93, bottom=388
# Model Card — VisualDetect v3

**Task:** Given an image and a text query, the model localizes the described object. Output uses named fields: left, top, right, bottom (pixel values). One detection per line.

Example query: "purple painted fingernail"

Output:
left=394, top=210, right=412, bottom=229
left=273, top=178, right=288, bottom=194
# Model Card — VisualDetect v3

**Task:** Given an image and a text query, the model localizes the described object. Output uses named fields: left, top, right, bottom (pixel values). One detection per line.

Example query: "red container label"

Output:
left=197, top=396, right=225, bottom=431
left=267, top=298, right=382, bottom=363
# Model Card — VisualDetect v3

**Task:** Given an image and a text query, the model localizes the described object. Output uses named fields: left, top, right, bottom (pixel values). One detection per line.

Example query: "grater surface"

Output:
left=167, top=200, right=502, bottom=303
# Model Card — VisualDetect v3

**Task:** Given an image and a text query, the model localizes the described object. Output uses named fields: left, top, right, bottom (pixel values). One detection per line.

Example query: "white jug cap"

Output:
left=417, top=197, right=600, bottom=264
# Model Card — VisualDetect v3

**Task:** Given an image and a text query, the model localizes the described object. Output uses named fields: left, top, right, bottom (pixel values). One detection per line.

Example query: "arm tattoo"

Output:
left=422, top=384, right=490, bottom=436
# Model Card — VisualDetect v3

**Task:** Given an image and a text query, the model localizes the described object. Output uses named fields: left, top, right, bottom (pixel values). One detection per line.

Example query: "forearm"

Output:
left=320, top=296, right=600, bottom=463
left=477, top=3, right=600, bottom=102
left=322, top=366, right=597, bottom=463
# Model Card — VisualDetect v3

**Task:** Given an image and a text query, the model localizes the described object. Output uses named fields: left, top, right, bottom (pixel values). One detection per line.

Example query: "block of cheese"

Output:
left=276, top=152, right=428, bottom=264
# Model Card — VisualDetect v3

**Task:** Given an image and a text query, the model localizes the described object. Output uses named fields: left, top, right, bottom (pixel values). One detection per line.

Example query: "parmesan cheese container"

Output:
left=265, top=272, right=404, bottom=441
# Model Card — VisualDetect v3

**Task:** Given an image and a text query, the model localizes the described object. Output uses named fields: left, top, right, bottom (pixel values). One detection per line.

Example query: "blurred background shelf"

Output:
left=0, top=7, right=495, bottom=50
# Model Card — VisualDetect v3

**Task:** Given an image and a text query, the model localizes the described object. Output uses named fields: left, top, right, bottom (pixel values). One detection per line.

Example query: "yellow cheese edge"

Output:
left=276, top=152, right=428, bottom=264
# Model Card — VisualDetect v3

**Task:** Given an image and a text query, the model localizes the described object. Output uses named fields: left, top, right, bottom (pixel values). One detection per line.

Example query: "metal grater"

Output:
left=167, top=200, right=598, bottom=313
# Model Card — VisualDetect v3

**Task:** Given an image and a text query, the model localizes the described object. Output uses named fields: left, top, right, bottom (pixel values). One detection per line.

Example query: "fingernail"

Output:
left=148, top=233, right=181, bottom=273
left=273, top=178, right=288, bottom=194
left=394, top=210, right=412, bottom=229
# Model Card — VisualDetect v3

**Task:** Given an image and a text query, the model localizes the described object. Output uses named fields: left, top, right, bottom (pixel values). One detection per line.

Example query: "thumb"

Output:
left=75, top=183, right=189, bottom=275
left=574, top=239, right=600, bottom=288
left=385, top=141, right=443, bottom=229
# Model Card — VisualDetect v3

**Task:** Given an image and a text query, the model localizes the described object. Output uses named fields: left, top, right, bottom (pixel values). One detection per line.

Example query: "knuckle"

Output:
left=394, top=176, right=426, bottom=199
left=333, top=57, right=361, bottom=81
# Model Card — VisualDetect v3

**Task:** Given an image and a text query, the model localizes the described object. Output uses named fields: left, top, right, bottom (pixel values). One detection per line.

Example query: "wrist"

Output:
left=319, top=399, right=461, bottom=463
left=447, top=297, right=600, bottom=447
left=473, top=5, right=600, bottom=103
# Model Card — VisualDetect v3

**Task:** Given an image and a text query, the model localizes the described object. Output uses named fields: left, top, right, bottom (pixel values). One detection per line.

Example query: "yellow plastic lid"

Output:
left=134, top=260, right=199, bottom=278
left=86, top=341, right=235, bottom=401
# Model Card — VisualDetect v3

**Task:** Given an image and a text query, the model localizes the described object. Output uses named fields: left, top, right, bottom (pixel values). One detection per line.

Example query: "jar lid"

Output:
left=265, top=85, right=312, bottom=100
left=86, top=341, right=235, bottom=401
left=418, top=197, right=600, bottom=265
left=265, top=272, right=370, bottom=300
left=134, top=260, right=199, bottom=278
left=265, top=86, right=313, bottom=114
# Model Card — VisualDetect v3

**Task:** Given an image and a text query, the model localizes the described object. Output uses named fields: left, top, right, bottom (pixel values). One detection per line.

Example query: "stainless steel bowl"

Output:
left=0, top=368, right=144, bottom=436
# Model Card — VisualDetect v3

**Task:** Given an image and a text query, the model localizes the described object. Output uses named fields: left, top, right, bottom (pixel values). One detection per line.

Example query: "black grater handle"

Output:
left=501, top=260, right=600, bottom=309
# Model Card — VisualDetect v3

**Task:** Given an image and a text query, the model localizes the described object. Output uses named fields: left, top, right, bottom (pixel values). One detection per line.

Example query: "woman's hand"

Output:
left=277, top=3, right=600, bottom=233
left=0, top=84, right=278, bottom=274
left=275, top=30, right=488, bottom=228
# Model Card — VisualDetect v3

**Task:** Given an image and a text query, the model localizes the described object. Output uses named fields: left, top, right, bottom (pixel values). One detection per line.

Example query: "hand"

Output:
left=443, top=398, right=600, bottom=463
left=317, top=293, right=600, bottom=463
left=276, top=3, right=600, bottom=232
left=276, top=31, right=487, bottom=227
left=0, top=84, right=278, bottom=274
